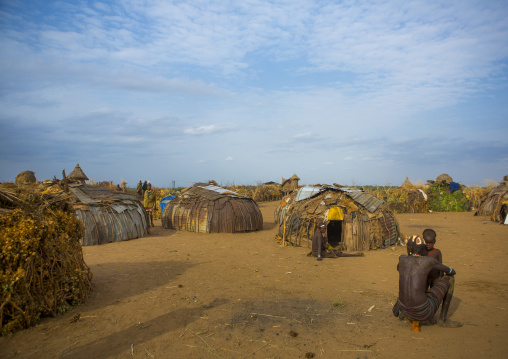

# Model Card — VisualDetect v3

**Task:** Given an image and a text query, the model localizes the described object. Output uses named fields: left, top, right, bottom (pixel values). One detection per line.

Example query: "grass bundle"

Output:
left=0, top=184, right=92, bottom=335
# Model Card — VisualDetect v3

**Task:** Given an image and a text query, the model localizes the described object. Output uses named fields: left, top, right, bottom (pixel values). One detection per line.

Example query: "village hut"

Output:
left=474, top=176, right=508, bottom=223
left=60, top=164, right=147, bottom=245
left=394, top=177, right=428, bottom=213
left=69, top=183, right=148, bottom=245
left=435, top=173, right=453, bottom=184
left=275, top=185, right=400, bottom=251
left=67, top=163, right=89, bottom=184
left=161, top=182, right=263, bottom=233
left=15, top=170, right=37, bottom=184
left=280, top=174, right=300, bottom=195
left=401, top=176, right=412, bottom=188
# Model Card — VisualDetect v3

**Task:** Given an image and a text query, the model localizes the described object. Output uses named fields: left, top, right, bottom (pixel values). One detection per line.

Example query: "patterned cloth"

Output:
left=393, top=276, right=452, bottom=321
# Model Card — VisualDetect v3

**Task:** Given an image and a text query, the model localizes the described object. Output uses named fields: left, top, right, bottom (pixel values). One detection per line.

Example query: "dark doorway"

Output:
left=327, top=220, right=342, bottom=247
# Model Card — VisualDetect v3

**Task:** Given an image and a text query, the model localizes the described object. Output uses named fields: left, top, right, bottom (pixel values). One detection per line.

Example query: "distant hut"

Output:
left=161, top=182, right=263, bottom=233
left=435, top=173, right=453, bottom=184
left=275, top=186, right=400, bottom=251
left=395, top=177, right=428, bottom=213
left=68, top=163, right=89, bottom=184
left=15, top=171, right=37, bottom=184
left=401, top=176, right=412, bottom=188
left=475, top=176, right=508, bottom=223
left=280, top=174, right=300, bottom=195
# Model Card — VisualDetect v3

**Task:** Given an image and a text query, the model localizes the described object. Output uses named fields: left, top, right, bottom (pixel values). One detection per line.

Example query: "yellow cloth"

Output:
left=328, top=206, right=344, bottom=221
left=144, top=190, right=157, bottom=209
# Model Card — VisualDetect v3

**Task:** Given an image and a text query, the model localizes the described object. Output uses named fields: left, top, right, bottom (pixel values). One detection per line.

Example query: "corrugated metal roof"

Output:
left=201, top=185, right=241, bottom=196
left=347, top=190, right=385, bottom=212
left=295, top=187, right=324, bottom=201
left=69, top=187, right=100, bottom=204
left=295, top=185, right=385, bottom=212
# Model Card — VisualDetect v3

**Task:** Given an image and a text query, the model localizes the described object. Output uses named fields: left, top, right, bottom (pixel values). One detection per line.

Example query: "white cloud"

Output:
left=184, top=124, right=236, bottom=135
left=0, top=0, right=507, bottom=187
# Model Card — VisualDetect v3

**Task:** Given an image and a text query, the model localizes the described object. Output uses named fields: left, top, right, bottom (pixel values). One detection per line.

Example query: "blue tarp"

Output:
left=160, top=195, right=176, bottom=214
left=449, top=182, right=460, bottom=193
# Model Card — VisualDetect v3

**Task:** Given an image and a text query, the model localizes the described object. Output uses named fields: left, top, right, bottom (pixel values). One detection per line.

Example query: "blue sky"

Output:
left=1, top=0, right=507, bottom=188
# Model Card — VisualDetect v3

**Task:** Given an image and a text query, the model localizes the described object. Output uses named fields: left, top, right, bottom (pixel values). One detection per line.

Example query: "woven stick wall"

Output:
left=475, top=182, right=508, bottom=222
left=276, top=187, right=400, bottom=251
left=162, top=184, right=263, bottom=233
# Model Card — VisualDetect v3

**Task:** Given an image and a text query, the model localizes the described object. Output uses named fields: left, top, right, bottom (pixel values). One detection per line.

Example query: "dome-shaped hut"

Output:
left=162, top=182, right=263, bottom=233
left=275, top=185, right=400, bottom=251
left=69, top=183, right=148, bottom=245
left=474, top=176, right=508, bottom=223
left=62, top=164, right=147, bottom=245
left=436, top=173, right=453, bottom=184
left=15, top=171, right=37, bottom=184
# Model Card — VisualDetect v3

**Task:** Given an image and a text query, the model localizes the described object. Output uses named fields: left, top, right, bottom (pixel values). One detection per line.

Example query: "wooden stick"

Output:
left=250, top=313, right=286, bottom=319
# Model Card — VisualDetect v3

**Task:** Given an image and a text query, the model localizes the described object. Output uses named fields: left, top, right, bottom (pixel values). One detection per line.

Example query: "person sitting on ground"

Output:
left=393, top=252, right=462, bottom=331
left=422, top=228, right=443, bottom=289
left=144, top=183, right=157, bottom=227
left=309, top=223, right=364, bottom=261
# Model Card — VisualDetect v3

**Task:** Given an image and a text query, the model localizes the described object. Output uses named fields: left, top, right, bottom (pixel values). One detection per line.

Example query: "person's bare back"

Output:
left=394, top=254, right=462, bottom=330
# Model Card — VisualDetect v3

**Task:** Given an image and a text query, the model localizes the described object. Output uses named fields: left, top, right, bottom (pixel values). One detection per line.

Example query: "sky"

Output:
left=1, top=0, right=507, bottom=188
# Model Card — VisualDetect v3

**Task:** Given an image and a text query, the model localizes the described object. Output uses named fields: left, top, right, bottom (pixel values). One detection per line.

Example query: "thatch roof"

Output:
left=401, top=176, right=412, bottom=188
left=162, top=183, right=263, bottom=233
left=15, top=171, right=36, bottom=184
left=436, top=173, right=453, bottom=183
left=68, top=164, right=89, bottom=182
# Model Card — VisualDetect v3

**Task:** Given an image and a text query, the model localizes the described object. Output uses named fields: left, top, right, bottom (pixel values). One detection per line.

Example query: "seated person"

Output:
left=393, top=253, right=462, bottom=331
left=422, top=228, right=443, bottom=288
left=310, top=223, right=363, bottom=260
left=406, top=235, right=426, bottom=256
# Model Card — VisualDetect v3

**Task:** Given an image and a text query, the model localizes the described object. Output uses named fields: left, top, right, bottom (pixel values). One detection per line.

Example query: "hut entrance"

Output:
left=327, top=220, right=342, bottom=247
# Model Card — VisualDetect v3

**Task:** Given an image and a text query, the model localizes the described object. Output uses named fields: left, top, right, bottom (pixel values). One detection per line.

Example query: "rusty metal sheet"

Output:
left=347, top=191, right=385, bottom=212
left=69, top=187, right=100, bottom=204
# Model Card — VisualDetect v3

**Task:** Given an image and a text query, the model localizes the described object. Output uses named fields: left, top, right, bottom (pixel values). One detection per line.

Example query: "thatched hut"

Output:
left=15, top=171, right=37, bottom=184
left=161, top=182, right=263, bottom=233
left=68, top=163, right=89, bottom=184
left=401, top=176, right=412, bottom=188
left=69, top=183, right=148, bottom=245
left=275, top=185, right=400, bottom=251
left=474, top=176, right=508, bottom=223
left=435, top=173, right=453, bottom=184
left=280, top=174, right=300, bottom=195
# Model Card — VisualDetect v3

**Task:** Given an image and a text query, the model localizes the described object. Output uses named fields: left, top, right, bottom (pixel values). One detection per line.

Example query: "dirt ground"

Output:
left=1, top=201, right=507, bottom=359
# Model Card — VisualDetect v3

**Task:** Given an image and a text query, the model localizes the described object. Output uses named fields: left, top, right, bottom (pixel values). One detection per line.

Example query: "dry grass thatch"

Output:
left=15, top=171, right=36, bottom=184
left=0, top=183, right=92, bottom=335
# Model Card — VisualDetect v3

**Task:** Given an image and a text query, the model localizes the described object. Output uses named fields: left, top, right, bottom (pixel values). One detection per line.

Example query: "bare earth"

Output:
left=1, top=201, right=507, bottom=359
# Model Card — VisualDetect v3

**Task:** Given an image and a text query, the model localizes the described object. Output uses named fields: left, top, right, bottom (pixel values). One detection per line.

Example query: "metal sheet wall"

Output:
left=76, top=203, right=148, bottom=246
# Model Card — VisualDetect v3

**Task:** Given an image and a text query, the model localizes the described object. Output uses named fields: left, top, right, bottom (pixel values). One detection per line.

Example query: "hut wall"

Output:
left=276, top=188, right=400, bottom=251
left=76, top=203, right=148, bottom=246
left=162, top=196, right=263, bottom=233
left=475, top=185, right=508, bottom=222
